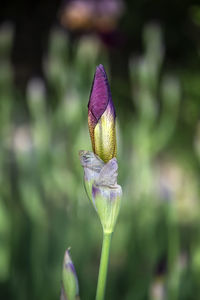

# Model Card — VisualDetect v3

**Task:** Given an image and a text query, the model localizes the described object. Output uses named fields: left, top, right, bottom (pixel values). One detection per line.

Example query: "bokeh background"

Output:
left=1, top=0, right=200, bottom=299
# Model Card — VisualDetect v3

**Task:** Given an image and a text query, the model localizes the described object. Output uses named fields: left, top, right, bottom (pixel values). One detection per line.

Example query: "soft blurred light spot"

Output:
left=190, top=5, right=200, bottom=26
left=13, top=126, right=32, bottom=153
left=60, top=0, right=125, bottom=32
left=0, top=22, right=14, bottom=58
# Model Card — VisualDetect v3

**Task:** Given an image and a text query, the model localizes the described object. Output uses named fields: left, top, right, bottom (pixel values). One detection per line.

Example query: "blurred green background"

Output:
left=1, top=0, right=200, bottom=299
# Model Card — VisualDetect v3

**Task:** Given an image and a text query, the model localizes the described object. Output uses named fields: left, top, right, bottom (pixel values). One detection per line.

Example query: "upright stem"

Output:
left=95, top=232, right=112, bottom=300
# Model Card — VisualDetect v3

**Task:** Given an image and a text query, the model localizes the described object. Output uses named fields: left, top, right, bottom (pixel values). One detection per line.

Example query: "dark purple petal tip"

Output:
left=88, top=64, right=115, bottom=122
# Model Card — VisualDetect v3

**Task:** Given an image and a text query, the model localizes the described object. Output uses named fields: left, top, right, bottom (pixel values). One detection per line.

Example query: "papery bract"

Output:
left=79, top=151, right=122, bottom=233
left=79, top=150, right=104, bottom=208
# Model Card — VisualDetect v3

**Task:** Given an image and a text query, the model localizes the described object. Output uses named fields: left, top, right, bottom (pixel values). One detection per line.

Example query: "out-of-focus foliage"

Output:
left=0, top=14, right=200, bottom=300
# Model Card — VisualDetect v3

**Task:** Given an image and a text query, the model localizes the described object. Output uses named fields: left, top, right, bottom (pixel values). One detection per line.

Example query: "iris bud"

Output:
left=80, top=64, right=122, bottom=234
left=61, top=249, right=79, bottom=300
left=88, top=64, right=116, bottom=163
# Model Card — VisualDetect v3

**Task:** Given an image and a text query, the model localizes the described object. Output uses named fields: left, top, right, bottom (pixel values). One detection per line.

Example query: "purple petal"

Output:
left=88, top=64, right=116, bottom=124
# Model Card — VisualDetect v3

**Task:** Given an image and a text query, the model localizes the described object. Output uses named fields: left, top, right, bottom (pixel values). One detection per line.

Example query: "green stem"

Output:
left=96, top=232, right=112, bottom=300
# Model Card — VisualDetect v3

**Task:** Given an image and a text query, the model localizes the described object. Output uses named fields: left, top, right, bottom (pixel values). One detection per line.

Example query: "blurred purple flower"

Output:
left=60, top=0, right=125, bottom=32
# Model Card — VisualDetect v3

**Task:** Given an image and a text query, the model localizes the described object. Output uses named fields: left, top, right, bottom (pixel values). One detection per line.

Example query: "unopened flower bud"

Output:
left=88, top=64, right=116, bottom=163
left=80, top=64, right=122, bottom=234
left=61, top=249, right=79, bottom=300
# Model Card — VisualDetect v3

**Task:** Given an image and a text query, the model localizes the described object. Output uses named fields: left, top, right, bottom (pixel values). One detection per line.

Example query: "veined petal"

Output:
left=88, top=64, right=113, bottom=122
left=94, top=101, right=116, bottom=162
left=88, top=110, right=96, bottom=153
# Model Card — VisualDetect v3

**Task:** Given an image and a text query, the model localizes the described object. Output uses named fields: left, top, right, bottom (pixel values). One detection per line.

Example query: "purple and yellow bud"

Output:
left=61, top=249, right=79, bottom=300
left=79, top=64, right=121, bottom=233
left=88, top=64, right=116, bottom=163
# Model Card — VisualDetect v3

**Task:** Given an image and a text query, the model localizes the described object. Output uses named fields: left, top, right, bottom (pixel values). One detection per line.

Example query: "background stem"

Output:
left=96, top=232, right=112, bottom=300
